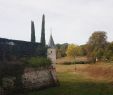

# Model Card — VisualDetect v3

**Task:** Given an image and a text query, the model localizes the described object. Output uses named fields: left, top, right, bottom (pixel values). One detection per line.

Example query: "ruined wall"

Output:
left=22, top=67, right=57, bottom=89
left=0, top=66, right=58, bottom=95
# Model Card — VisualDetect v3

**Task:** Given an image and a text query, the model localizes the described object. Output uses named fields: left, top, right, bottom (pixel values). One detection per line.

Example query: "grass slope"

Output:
left=29, top=64, right=113, bottom=95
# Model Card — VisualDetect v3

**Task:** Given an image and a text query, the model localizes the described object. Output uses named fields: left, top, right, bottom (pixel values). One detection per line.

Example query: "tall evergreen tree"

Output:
left=31, top=21, right=36, bottom=42
left=40, top=14, right=46, bottom=46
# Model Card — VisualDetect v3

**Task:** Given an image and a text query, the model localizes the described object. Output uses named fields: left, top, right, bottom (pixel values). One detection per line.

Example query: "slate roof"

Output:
left=48, top=34, right=55, bottom=48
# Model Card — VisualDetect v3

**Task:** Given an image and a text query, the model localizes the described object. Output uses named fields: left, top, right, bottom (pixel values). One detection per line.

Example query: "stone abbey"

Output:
left=0, top=14, right=56, bottom=63
left=0, top=15, right=58, bottom=95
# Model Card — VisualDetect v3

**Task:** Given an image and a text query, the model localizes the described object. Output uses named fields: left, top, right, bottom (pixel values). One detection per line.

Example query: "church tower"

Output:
left=47, top=34, right=56, bottom=67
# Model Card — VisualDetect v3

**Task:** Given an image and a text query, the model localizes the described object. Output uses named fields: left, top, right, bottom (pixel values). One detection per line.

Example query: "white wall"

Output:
left=47, top=48, right=56, bottom=65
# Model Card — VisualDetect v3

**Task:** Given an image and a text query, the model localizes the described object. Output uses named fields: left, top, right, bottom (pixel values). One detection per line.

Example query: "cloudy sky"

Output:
left=0, top=0, right=113, bottom=45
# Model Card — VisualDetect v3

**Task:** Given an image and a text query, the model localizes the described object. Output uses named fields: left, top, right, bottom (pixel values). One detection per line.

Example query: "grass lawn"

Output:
left=28, top=64, right=113, bottom=95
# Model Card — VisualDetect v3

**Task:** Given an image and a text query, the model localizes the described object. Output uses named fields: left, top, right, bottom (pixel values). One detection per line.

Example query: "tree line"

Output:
left=56, top=31, right=113, bottom=62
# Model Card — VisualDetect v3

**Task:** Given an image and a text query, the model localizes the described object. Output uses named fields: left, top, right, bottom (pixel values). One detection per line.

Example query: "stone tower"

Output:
left=47, top=34, right=56, bottom=67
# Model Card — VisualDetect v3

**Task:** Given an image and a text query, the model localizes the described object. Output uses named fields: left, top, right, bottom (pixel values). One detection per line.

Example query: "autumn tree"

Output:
left=56, top=43, right=68, bottom=58
left=66, top=44, right=82, bottom=58
left=80, top=44, right=87, bottom=56
left=87, top=31, right=107, bottom=61
left=104, top=42, right=113, bottom=60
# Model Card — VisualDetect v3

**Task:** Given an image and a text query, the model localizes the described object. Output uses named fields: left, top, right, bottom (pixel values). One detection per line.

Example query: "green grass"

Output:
left=28, top=71, right=113, bottom=95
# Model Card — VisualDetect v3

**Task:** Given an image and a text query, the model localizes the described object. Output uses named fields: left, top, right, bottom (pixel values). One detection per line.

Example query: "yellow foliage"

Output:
left=66, top=44, right=77, bottom=57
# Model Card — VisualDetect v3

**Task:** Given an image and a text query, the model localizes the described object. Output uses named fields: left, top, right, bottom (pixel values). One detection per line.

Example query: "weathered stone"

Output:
left=0, top=87, right=4, bottom=95
left=2, top=77, right=16, bottom=88
left=22, top=67, right=56, bottom=89
left=0, top=66, right=58, bottom=94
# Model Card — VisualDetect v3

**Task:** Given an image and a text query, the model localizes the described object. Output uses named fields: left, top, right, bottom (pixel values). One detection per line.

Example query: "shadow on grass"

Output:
left=28, top=72, right=113, bottom=95
left=28, top=81, right=113, bottom=95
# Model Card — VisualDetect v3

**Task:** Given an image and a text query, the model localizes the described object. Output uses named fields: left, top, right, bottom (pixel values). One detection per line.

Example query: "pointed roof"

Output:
left=40, top=14, right=46, bottom=46
left=48, top=34, right=55, bottom=48
left=31, top=20, right=36, bottom=43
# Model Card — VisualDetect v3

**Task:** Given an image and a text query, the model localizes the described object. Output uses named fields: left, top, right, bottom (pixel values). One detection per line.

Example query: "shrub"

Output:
left=72, top=60, right=91, bottom=64
left=61, top=60, right=91, bottom=65
left=24, top=57, right=52, bottom=68
left=72, top=61, right=85, bottom=64
left=62, top=62, right=71, bottom=65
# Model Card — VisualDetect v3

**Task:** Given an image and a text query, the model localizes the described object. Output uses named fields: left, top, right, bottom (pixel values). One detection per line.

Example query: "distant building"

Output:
left=0, top=15, right=58, bottom=94
left=0, top=15, right=56, bottom=62
left=47, top=34, right=56, bottom=66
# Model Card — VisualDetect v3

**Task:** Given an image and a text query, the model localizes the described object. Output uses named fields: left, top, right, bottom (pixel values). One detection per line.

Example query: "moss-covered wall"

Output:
left=0, top=62, right=58, bottom=95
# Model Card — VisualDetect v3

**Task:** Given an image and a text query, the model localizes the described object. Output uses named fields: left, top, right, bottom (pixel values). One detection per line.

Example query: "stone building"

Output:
left=0, top=15, right=58, bottom=95
left=47, top=34, right=56, bottom=66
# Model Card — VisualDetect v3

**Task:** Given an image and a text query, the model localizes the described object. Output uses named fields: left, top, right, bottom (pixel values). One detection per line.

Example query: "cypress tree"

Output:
left=31, top=21, right=36, bottom=42
left=40, top=14, right=46, bottom=46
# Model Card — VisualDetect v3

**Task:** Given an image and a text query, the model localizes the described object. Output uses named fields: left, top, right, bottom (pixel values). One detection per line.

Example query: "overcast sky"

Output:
left=0, top=0, right=113, bottom=45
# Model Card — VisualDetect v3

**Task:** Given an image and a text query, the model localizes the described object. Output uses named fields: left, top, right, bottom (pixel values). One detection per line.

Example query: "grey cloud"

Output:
left=0, top=0, right=113, bottom=45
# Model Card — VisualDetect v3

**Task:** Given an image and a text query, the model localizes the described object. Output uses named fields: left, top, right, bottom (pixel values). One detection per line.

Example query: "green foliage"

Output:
left=62, top=61, right=90, bottom=65
left=87, top=31, right=107, bottom=61
left=24, top=57, right=52, bottom=68
left=62, top=62, right=72, bottom=65
left=66, top=44, right=83, bottom=58
left=80, top=45, right=87, bottom=56
left=62, top=44, right=87, bottom=57
left=75, top=46, right=83, bottom=56
left=95, top=48, right=104, bottom=59
left=60, top=43, right=68, bottom=57
left=88, top=31, right=107, bottom=48
left=56, top=43, right=68, bottom=58
left=66, top=44, right=77, bottom=57
left=104, top=42, right=113, bottom=60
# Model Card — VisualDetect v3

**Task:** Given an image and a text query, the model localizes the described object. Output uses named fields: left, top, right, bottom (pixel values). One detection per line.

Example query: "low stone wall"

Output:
left=22, top=67, right=57, bottom=89
left=0, top=66, right=58, bottom=95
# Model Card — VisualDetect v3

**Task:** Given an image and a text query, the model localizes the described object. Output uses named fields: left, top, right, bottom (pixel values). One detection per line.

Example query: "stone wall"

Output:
left=22, top=67, right=57, bottom=89
left=0, top=66, right=58, bottom=95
